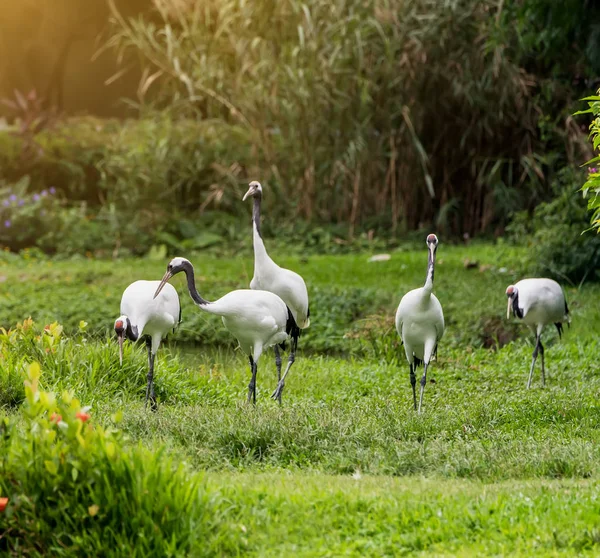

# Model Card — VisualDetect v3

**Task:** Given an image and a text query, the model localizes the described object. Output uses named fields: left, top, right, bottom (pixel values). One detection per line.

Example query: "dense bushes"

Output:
left=508, top=167, right=600, bottom=283
left=0, top=117, right=256, bottom=255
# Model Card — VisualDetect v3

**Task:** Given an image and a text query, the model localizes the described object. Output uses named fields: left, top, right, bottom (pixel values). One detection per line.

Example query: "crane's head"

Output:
left=242, top=180, right=263, bottom=201
left=114, top=315, right=130, bottom=366
left=426, top=233, right=439, bottom=257
left=154, top=257, right=191, bottom=299
left=505, top=285, right=518, bottom=319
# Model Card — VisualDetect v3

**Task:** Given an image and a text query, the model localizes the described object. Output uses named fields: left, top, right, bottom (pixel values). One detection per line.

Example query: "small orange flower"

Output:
left=50, top=413, right=62, bottom=424
left=75, top=411, right=91, bottom=422
left=0, top=498, right=8, bottom=512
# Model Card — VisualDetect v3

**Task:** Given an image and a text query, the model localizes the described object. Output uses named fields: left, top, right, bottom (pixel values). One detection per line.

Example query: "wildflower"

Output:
left=33, top=194, right=40, bottom=202
left=4, top=220, right=10, bottom=228
left=2, top=200, right=8, bottom=207
left=18, top=199, right=24, bottom=206
left=76, top=411, right=91, bottom=422
left=0, top=498, right=8, bottom=512
left=41, top=189, right=48, bottom=197
left=49, top=187, right=56, bottom=195
left=9, top=194, right=16, bottom=202
left=589, top=167, right=598, bottom=173
left=50, top=412, right=62, bottom=423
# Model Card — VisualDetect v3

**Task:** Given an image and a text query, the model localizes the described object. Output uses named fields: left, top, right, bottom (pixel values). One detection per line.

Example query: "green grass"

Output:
left=1, top=241, right=600, bottom=555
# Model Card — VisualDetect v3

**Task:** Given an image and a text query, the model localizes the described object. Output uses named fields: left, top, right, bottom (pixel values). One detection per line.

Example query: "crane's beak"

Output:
left=154, top=270, right=173, bottom=299
left=117, top=333, right=124, bottom=366
left=506, top=297, right=512, bottom=320
left=242, top=187, right=254, bottom=201
left=428, top=244, right=436, bottom=262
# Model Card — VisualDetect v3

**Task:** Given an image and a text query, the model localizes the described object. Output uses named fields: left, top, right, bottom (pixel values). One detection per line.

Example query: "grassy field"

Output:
left=1, top=242, right=600, bottom=555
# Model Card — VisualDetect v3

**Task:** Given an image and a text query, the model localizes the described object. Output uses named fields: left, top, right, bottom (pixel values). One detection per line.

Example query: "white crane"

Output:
left=242, top=180, right=310, bottom=403
left=114, top=280, right=181, bottom=410
left=505, top=278, right=570, bottom=388
left=153, top=257, right=290, bottom=404
left=395, top=234, right=445, bottom=413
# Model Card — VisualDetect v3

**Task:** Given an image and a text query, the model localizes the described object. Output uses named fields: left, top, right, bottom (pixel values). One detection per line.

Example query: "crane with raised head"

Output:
left=395, top=234, right=445, bottom=413
left=242, top=180, right=310, bottom=403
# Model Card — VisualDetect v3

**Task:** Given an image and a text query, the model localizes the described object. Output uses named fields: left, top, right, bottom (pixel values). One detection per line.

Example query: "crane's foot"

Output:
left=271, top=381, right=285, bottom=403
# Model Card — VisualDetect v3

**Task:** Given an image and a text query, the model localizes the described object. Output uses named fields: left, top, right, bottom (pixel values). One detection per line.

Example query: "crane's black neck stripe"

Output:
left=182, top=261, right=210, bottom=306
left=512, top=294, right=523, bottom=319
left=252, top=194, right=262, bottom=238
left=126, top=322, right=139, bottom=342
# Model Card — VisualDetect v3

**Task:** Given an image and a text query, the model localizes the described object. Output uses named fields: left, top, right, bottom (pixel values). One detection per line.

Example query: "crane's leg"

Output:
left=247, top=355, right=257, bottom=405
left=409, top=362, right=417, bottom=411
left=274, top=345, right=282, bottom=384
left=145, top=338, right=157, bottom=411
left=418, top=363, right=428, bottom=414
left=527, top=334, right=541, bottom=389
left=539, top=339, right=545, bottom=387
left=272, top=335, right=297, bottom=403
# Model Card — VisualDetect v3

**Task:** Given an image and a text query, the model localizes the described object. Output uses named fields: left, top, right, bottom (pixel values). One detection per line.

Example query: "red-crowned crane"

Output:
left=114, top=280, right=181, bottom=410
left=153, top=257, right=291, bottom=404
left=243, top=180, right=310, bottom=403
left=505, top=278, right=570, bottom=388
left=395, top=234, right=445, bottom=413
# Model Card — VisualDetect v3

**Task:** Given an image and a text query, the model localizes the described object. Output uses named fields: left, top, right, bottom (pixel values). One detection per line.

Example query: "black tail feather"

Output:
left=281, top=307, right=301, bottom=350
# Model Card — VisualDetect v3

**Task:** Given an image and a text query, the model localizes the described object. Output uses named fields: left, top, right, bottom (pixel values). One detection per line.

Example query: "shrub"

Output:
left=578, top=90, right=600, bottom=233
left=508, top=167, right=600, bottom=283
left=0, top=362, right=242, bottom=555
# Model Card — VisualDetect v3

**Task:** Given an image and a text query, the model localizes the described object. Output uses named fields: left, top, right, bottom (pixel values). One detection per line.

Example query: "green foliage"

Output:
left=0, top=362, right=242, bottom=556
left=578, top=91, right=600, bottom=234
left=508, top=167, right=600, bottom=283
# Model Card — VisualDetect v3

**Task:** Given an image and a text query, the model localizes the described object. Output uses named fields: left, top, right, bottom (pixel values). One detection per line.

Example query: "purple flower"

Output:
left=18, top=199, right=24, bottom=206
left=33, top=194, right=40, bottom=202
left=49, top=187, right=56, bottom=195
left=2, top=200, right=8, bottom=207
left=589, top=167, right=598, bottom=173
left=41, top=189, right=48, bottom=197
left=9, top=194, right=16, bottom=202
left=4, top=220, right=10, bottom=228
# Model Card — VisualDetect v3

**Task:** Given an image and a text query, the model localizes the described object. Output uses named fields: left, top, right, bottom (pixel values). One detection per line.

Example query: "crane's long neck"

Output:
left=422, top=245, right=436, bottom=297
left=125, top=321, right=139, bottom=342
left=181, top=261, right=213, bottom=309
left=252, top=194, right=275, bottom=272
